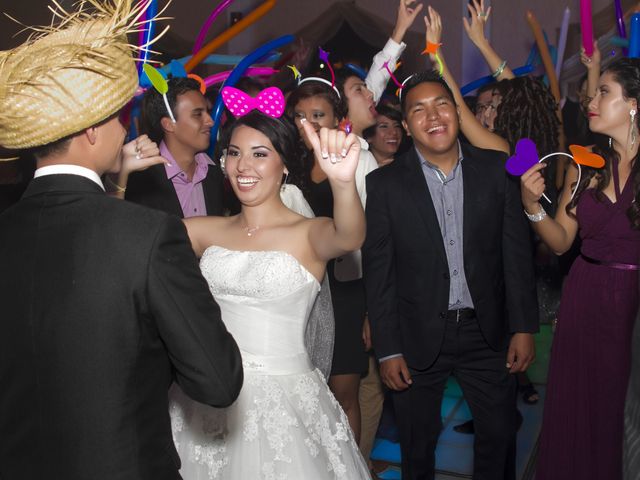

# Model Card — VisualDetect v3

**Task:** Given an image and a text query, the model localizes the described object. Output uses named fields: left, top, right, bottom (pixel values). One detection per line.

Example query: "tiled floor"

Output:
left=370, top=325, right=554, bottom=480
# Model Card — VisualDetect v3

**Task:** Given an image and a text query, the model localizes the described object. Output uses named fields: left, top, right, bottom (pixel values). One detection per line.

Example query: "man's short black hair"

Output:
left=140, top=77, right=202, bottom=143
left=400, top=71, right=456, bottom=116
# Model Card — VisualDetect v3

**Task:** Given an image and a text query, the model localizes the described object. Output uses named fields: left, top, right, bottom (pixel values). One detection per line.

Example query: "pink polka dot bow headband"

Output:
left=221, top=86, right=285, bottom=118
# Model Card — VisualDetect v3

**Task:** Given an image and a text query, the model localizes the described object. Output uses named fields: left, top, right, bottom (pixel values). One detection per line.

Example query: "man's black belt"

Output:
left=446, top=308, right=476, bottom=321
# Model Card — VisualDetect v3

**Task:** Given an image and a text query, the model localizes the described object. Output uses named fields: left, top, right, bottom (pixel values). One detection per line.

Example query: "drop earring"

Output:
left=281, top=172, right=289, bottom=192
left=219, top=149, right=227, bottom=176
left=631, top=109, right=637, bottom=150
left=609, top=137, right=613, bottom=148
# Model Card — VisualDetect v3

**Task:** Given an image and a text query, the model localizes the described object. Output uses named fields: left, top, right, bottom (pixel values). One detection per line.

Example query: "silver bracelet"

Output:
left=524, top=204, right=547, bottom=222
left=492, top=60, right=507, bottom=78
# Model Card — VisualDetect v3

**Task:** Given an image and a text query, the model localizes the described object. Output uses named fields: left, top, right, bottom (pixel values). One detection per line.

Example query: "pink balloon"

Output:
left=580, top=0, right=594, bottom=57
left=203, top=67, right=279, bottom=88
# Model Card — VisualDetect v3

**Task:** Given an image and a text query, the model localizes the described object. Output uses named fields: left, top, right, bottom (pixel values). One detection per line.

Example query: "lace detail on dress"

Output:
left=170, top=385, right=229, bottom=478
left=200, top=246, right=318, bottom=299
left=187, top=440, right=228, bottom=478
left=235, top=371, right=358, bottom=478
left=170, top=247, right=370, bottom=479
left=244, top=375, right=299, bottom=462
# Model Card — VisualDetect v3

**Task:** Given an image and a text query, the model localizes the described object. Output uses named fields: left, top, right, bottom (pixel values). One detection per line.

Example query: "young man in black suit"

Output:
left=126, top=77, right=225, bottom=217
left=363, top=71, right=539, bottom=480
left=0, top=3, right=242, bottom=479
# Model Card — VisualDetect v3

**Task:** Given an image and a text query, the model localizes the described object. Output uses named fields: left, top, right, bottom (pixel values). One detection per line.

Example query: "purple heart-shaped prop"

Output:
left=505, top=138, right=539, bottom=176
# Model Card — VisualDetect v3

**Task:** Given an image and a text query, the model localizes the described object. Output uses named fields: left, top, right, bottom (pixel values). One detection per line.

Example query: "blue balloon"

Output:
left=629, top=13, right=640, bottom=58
left=169, top=59, right=188, bottom=78
left=209, top=35, right=295, bottom=150
left=345, top=63, right=368, bottom=80
left=460, top=65, right=535, bottom=96
left=525, top=43, right=539, bottom=67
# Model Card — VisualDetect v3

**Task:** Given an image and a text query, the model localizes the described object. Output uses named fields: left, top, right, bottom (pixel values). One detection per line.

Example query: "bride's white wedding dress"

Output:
left=169, top=245, right=371, bottom=479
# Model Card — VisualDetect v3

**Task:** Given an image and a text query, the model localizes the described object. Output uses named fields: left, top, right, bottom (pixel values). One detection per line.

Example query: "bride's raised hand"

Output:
left=120, top=135, right=168, bottom=175
left=301, top=119, right=360, bottom=184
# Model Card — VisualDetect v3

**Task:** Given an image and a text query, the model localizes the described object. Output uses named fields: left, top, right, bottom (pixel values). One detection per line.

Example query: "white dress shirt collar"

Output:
left=34, top=164, right=105, bottom=191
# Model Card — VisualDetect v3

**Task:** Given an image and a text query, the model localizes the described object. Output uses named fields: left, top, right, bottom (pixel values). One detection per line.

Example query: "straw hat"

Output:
left=0, top=0, right=166, bottom=150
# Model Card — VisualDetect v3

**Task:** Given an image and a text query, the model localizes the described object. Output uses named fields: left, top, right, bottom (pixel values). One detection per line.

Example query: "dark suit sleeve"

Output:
left=502, top=172, right=539, bottom=334
left=124, top=170, right=150, bottom=205
left=147, top=216, right=243, bottom=407
left=362, top=173, right=403, bottom=360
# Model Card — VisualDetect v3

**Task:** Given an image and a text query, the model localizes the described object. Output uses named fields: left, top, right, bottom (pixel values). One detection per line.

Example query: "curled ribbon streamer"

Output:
left=381, top=61, right=403, bottom=89
left=318, top=47, right=335, bottom=86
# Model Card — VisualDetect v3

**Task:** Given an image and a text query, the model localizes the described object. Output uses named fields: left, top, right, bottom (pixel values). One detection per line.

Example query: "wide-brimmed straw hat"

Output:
left=0, top=0, right=166, bottom=150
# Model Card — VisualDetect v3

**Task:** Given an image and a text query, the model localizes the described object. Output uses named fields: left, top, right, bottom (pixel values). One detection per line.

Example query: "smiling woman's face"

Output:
left=225, top=125, right=286, bottom=207
left=292, top=95, right=338, bottom=149
left=368, top=114, right=402, bottom=165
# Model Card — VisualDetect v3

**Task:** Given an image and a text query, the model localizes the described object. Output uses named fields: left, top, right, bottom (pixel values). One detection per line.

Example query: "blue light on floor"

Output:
left=370, top=379, right=546, bottom=479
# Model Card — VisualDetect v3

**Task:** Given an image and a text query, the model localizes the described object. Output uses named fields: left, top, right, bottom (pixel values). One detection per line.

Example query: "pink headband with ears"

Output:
left=221, top=86, right=285, bottom=118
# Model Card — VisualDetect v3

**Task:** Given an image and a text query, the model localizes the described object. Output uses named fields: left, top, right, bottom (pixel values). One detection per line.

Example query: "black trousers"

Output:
left=392, top=315, right=517, bottom=480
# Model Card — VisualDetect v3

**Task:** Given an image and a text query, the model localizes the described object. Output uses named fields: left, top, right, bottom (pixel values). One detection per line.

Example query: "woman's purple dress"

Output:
left=536, top=164, right=640, bottom=479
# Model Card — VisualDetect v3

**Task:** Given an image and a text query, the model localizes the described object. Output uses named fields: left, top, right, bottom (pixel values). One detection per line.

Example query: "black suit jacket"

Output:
left=0, top=174, right=243, bottom=480
left=125, top=162, right=224, bottom=217
left=363, top=143, right=539, bottom=370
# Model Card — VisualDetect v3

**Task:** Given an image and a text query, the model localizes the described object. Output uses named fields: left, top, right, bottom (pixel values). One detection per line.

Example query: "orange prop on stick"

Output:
left=526, top=11, right=560, bottom=103
left=185, top=0, right=277, bottom=72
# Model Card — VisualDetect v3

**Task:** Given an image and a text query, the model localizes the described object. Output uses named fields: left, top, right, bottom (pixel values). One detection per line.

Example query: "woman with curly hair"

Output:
left=521, top=57, right=640, bottom=479
left=494, top=76, right=560, bottom=157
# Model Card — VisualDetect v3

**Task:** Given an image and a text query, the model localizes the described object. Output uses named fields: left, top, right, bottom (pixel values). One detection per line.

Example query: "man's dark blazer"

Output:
left=0, top=174, right=243, bottom=480
left=363, top=142, right=539, bottom=370
left=125, top=161, right=224, bottom=217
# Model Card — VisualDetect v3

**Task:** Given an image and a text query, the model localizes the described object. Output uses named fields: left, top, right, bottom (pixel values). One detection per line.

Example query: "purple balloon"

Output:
left=615, top=0, right=627, bottom=40
left=506, top=138, right=539, bottom=176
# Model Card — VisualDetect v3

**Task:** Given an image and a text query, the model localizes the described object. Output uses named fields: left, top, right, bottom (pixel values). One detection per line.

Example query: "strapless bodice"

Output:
left=199, top=246, right=321, bottom=363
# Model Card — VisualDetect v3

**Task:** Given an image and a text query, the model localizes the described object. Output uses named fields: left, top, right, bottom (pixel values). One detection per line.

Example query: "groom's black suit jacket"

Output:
left=0, top=174, right=243, bottom=480
left=363, top=143, right=539, bottom=370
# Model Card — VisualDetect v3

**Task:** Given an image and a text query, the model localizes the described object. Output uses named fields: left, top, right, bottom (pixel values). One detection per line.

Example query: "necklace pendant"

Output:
left=245, top=225, right=259, bottom=237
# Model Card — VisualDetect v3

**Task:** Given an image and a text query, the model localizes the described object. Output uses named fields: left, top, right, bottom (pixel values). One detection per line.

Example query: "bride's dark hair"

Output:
left=218, top=111, right=307, bottom=189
